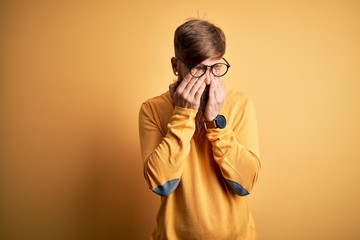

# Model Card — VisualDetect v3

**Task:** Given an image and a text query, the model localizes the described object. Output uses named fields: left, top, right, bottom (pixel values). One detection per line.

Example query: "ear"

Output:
left=171, top=57, right=179, bottom=76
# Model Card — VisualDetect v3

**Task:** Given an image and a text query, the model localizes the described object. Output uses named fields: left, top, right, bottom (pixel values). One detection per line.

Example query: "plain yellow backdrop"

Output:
left=1, top=0, right=360, bottom=239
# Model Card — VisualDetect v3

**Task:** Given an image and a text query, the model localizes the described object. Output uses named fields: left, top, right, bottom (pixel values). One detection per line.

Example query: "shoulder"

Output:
left=141, top=91, right=173, bottom=112
left=139, top=91, right=174, bottom=133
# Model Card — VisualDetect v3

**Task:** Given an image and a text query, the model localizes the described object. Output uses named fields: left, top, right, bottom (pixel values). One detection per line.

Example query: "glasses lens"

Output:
left=212, top=63, right=229, bottom=77
left=190, top=65, right=206, bottom=77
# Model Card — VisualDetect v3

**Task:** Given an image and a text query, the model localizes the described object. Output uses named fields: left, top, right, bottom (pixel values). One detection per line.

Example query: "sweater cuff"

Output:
left=206, top=127, right=231, bottom=142
left=173, top=106, right=198, bottom=119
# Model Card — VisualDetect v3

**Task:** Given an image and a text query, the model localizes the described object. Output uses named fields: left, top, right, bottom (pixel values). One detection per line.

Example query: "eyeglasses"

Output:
left=177, top=57, right=230, bottom=78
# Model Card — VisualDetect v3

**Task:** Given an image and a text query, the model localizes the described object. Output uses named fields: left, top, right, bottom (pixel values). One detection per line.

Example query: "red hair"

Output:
left=174, top=19, right=226, bottom=66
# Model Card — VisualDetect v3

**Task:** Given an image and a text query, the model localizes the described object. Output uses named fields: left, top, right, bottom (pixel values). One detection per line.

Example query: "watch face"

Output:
left=216, top=115, right=226, bottom=129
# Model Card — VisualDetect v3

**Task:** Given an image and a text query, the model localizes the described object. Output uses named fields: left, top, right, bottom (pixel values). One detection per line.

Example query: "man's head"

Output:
left=171, top=19, right=226, bottom=80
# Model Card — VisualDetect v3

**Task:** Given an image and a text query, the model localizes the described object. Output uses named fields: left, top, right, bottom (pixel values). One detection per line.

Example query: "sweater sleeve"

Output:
left=139, top=103, right=197, bottom=196
left=206, top=98, right=261, bottom=196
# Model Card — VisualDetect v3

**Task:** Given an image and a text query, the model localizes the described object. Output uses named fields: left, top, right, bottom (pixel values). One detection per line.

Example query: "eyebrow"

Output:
left=196, top=58, right=229, bottom=67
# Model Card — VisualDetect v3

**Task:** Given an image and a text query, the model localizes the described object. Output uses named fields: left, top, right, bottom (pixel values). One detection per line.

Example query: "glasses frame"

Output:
left=177, top=57, right=231, bottom=78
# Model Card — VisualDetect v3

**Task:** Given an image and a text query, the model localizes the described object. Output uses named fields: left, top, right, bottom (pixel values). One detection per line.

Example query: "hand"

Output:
left=205, top=75, right=227, bottom=121
left=169, top=71, right=206, bottom=110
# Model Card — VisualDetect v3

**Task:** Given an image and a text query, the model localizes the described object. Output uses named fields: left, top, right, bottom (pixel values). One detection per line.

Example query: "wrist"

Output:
left=205, top=115, right=217, bottom=122
left=204, top=115, right=227, bottom=129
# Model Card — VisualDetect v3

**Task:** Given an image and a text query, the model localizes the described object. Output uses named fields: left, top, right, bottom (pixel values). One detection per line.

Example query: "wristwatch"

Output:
left=205, top=115, right=227, bottom=129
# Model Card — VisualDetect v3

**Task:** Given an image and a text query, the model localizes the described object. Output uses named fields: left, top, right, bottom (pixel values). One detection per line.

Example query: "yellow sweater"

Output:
left=139, top=89, right=261, bottom=240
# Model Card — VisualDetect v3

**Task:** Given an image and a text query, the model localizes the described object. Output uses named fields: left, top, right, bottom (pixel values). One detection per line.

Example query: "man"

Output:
left=138, top=19, right=261, bottom=240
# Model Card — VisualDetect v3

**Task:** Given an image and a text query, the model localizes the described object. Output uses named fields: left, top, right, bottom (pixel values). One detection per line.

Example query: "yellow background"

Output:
left=1, top=0, right=360, bottom=239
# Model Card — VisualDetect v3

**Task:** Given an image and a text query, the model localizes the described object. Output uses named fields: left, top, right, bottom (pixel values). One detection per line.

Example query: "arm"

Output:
left=139, top=70, right=207, bottom=196
left=207, top=98, right=261, bottom=196
left=139, top=102, right=197, bottom=197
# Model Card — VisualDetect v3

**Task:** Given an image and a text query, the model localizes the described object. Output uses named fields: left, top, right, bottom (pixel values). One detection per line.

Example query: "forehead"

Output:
left=199, top=57, right=223, bottom=65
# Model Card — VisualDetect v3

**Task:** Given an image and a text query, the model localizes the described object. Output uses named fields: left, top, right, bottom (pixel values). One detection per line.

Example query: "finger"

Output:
left=208, top=77, right=216, bottom=103
left=216, top=77, right=225, bottom=93
left=187, top=74, right=205, bottom=97
left=217, top=76, right=227, bottom=99
left=211, top=76, right=225, bottom=101
left=183, top=75, right=200, bottom=97
left=169, top=81, right=180, bottom=97
left=175, top=69, right=201, bottom=101
left=194, top=82, right=206, bottom=102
